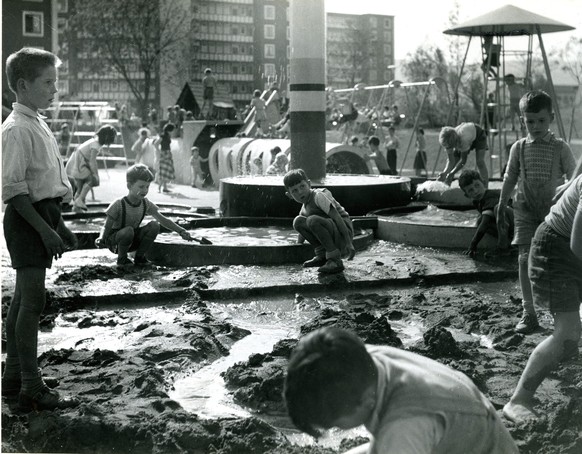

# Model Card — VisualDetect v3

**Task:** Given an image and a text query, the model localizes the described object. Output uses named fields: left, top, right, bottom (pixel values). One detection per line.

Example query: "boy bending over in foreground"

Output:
left=285, top=327, right=518, bottom=454
left=458, top=169, right=514, bottom=257
left=95, top=164, right=193, bottom=267
left=284, top=169, right=355, bottom=274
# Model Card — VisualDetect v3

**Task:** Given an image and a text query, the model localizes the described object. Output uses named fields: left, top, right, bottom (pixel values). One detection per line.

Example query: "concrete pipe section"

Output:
left=372, top=202, right=497, bottom=249
left=146, top=217, right=376, bottom=267
left=220, top=173, right=411, bottom=218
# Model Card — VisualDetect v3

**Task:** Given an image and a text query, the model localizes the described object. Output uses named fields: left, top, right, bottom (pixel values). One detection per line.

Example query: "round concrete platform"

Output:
left=147, top=217, right=376, bottom=267
left=371, top=203, right=497, bottom=249
left=220, top=174, right=412, bottom=217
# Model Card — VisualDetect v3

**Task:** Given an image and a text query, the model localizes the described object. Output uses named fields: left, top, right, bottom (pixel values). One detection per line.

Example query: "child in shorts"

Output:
left=2, top=47, right=78, bottom=411
left=413, top=127, right=428, bottom=177
left=189, top=146, right=208, bottom=188
left=284, top=169, right=355, bottom=274
left=497, top=90, right=576, bottom=334
left=503, top=157, right=582, bottom=424
left=458, top=169, right=513, bottom=257
left=438, top=122, right=489, bottom=186
left=95, top=164, right=194, bottom=267
left=285, top=327, right=518, bottom=453
left=365, top=136, right=390, bottom=175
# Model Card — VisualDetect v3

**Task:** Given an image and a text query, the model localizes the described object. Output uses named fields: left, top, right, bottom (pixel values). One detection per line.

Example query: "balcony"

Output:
left=198, top=53, right=253, bottom=62
left=197, top=13, right=253, bottom=23
left=196, top=33, right=253, bottom=43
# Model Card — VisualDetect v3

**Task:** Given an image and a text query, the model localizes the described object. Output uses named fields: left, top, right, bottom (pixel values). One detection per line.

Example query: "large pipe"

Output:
left=289, top=0, right=326, bottom=181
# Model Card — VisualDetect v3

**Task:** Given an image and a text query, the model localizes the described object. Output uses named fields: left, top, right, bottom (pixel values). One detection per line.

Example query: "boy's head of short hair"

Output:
left=519, top=90, right=553, bottom=115
left=254, top=89, right=261, bottom=97
left=388, top=126, right=395, bottom=134
left=418, top=127, right=424, bottom=135
left=284, top=327, right=378, bottom=437
left=138, top=127, right=149, bottom=137
left=126, top=164, right=154, bottom=185
left=191, top=146, right=199, bottom=153
left=5, top=48, right=61, bottom=95
left=96, top=125, right=118, bottom=146
left=283, top=168, right=309, bottom=189
left=367, top=135, right=380, bottom=147
left=205, top=68, right=212, bottom=74
left=275, top=152, right=289, bottom=166
left=439, top=126, right=459, bottom=149
left=504, top=74, right=515, bottom=84
left=458, top=169, right=483, bottom=190
left=163, top=122, right=175, bottom=134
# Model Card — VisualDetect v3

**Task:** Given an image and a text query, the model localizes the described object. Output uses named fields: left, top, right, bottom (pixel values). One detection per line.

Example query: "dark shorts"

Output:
left=4, top=198, right=62, bottom=269
left=413, top=150, right=427, bottom=170
left=529, top=222, right=582, bottom=313
left=471, top=125, right=488, bottom=152
left=204, top=87, right=214, bottom=100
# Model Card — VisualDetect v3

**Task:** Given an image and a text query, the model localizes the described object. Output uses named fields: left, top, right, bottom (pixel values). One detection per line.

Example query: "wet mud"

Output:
left=2, top=265, right=582, bottom=453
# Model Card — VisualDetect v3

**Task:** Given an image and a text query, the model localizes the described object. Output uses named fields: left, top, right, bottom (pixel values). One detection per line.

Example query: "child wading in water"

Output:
left=503, top=157, right=582, bottom=424
left=284, top=169, right=355, bottom=274
left=95, top=164, right=194, bottom=267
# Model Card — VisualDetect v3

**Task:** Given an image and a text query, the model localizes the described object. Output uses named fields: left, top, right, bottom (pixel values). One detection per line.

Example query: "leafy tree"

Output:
left=68, top=0, right=189, bottom=118
left=327, top=20, right=375, bottom=87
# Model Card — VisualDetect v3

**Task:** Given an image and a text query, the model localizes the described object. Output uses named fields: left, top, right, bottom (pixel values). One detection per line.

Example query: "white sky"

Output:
left=325, top=0, right=582, bottom=62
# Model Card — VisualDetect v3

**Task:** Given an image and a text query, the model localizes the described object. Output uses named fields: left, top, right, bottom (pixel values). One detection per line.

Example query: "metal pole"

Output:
left=399, top=81, right=432, bottom=175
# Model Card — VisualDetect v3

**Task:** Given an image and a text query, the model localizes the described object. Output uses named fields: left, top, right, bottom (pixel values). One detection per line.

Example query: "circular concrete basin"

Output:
left=371, top=202, right=497, bottom=249
left=147, top=217, right=376, bottom=267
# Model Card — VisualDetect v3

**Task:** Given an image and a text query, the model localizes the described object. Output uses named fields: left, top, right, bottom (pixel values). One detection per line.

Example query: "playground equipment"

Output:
left=440, top=4, right=575, bottom=178
left=239, top=89, right=282, bottom=138
left=207, top=137, right=373, bottom=184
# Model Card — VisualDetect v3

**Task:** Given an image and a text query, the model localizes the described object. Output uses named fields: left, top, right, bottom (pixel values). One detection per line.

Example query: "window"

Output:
left=264, top=24, right=275, bottom=40
left=264, top=44, right=275, bottom=59
left=56, top=0, right=68, bottom=13
left=264, top=63, right=276, bottom=76
left=264, top=5, right=275, bottom=20
left=23, top=11, right=44, bottom=37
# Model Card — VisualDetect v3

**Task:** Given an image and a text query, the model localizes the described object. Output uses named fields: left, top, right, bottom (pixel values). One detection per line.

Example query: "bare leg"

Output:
left=15, top=268, right=47, bottom=391
left=518, top=245, right=535, bottom=316
left=504, top=312, right=581, bottom=423
left=475, top=148, right=489, bottom=187
left=114, top=227, right=135, bottom=261
left=134, top=221, right=160, bottom=259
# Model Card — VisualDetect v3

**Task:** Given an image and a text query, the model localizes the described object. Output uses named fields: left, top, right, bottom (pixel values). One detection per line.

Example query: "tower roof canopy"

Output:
left=443, top=4, right=574, bottom=36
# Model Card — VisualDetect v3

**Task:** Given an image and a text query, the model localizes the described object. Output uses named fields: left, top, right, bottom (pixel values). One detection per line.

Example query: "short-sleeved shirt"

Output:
left=2, top=103, right=72, bottom=203
left=365, top=346, right=518, bottom=454
left=545, top=174, right=582, bottom=238
left=386, top=135, right=400, bottom=150
left=474, top=189, right=500, bottom=216
left=300, top=188, right=350, bottom=219
left=105, top=196, right=157, bottom=231
left=455, top=122, right=487, bottom=153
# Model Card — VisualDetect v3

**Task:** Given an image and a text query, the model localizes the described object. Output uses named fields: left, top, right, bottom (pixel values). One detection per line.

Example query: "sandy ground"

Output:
left=1, top=238, right=581, bottom=453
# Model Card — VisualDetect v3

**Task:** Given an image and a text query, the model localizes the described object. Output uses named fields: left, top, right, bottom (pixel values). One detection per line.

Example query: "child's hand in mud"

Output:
left=463, top=248, right=477, bottom=258
left=179, top=230, right=194, bottom=241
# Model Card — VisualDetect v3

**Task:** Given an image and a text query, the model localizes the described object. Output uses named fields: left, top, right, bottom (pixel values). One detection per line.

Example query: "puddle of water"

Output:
left=390, top=204, right=479, bottom=226
left=156, top=225, right=297, bottom=247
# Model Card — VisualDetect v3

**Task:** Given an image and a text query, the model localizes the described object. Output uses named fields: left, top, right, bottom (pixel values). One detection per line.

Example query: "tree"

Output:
left=328, top=20, right=375, bottom=87
left=69, top=0, right=189, bottom=118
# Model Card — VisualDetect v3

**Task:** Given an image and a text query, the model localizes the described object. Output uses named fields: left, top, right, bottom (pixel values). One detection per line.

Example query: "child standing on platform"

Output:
left=95, top=164, right=193, bottom=267
left=284, top=169, right=355, bottom=274
left=201, top=68, right=216, bottom=119
left=189, top=146, right=208, bottom=188
left=413, top=127, right=428, bottom=177
left=2, top=47, right=78, bottom=411
left=251, top=89, right=267, bottom=136
left=503, top=157, right=582, bottom=424
left=497, top=90, right=576, bottom=334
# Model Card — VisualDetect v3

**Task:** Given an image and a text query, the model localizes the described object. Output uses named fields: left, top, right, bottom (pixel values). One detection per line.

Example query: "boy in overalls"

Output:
left=497, top=90, right=576, bottom=334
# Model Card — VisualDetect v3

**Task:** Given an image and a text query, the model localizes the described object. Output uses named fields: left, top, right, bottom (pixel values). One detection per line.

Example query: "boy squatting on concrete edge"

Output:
left=283, top=169, right=356, bottom=274
left=284, top=327, right=519, bottom=454
left=458, top=169, right=514, bottom=257
left=95, top=164, right=194, bottom=267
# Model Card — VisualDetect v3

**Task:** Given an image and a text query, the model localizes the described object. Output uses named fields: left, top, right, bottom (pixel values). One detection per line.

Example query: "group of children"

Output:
left=3, top=48, right=581, bottom=452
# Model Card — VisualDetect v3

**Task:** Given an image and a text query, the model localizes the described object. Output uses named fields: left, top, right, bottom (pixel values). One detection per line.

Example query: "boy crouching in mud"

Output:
left=284, top=169, right=355, bottom=274
left=285, top=327, right=519, bottom=454
left=458, top=169, right=514, bottom=257
left=95, top=164, right=194, bottom=267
